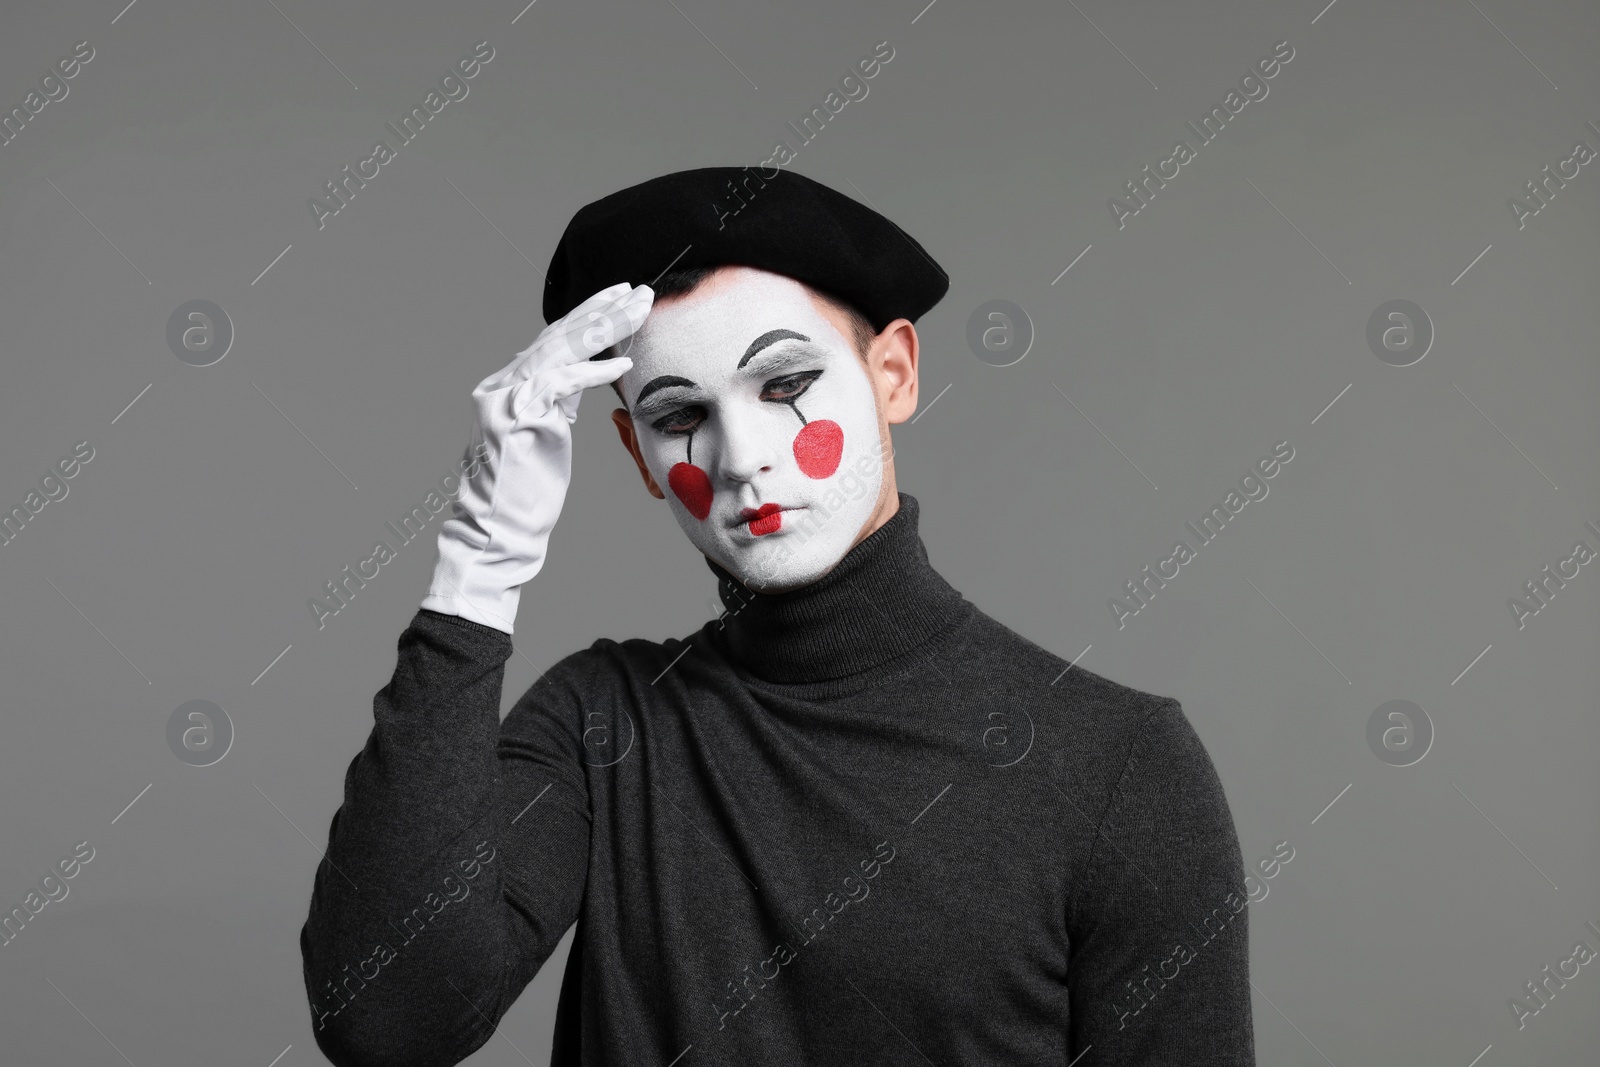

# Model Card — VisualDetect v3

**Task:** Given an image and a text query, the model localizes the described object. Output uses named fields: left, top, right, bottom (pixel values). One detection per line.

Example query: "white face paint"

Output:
left=618, top=268, right=887, bottom=591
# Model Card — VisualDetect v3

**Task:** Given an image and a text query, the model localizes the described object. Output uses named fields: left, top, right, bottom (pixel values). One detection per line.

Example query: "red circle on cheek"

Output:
left=793, top=420, right=843, bottom=479
left=667, top=462, right=713, bottom=520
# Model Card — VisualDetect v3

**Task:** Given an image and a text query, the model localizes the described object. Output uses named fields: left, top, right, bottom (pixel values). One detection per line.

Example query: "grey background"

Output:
left=1, top=0, right=1596, bottom=1064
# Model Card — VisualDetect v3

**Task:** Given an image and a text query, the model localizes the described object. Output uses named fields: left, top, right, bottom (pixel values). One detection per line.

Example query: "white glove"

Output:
left=421, top=282, right=652, bottom=633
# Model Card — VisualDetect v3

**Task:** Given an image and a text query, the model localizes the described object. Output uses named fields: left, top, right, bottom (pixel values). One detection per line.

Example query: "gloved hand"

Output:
left=421, top=282, right=653, bottom=633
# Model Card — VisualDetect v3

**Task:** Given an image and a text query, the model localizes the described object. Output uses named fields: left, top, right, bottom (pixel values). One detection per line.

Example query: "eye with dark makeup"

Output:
left=652, top=405, right=707, bottom=436
left=760, top=369, right=822, bottom=403
left=650, top=370, right=823, bottom=437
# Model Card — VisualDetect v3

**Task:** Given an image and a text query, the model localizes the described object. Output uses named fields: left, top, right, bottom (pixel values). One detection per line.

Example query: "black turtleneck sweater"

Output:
left=300, top=493, right=1255, bottom=1066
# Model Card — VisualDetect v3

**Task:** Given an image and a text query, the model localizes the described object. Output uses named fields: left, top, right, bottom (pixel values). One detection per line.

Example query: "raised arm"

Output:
left=1067, top=700, right=1257, bottom=1066
left=300, top=608, right=594, bottom=1067
left=299, top=285, right=652, bottom=1066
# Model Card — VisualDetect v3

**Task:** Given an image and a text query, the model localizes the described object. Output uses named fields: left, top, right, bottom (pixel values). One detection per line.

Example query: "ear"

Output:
left=611, top=408, right=666, bottom=499
left=871, top=319, right=919, bottom=424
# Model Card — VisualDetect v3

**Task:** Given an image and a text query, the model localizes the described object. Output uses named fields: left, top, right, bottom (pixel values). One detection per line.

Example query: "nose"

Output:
left=712, top=403, right=785, bottom=485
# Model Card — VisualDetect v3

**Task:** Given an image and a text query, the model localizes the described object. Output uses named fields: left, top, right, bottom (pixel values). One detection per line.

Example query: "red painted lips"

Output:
left=738, top=503, right=787, bottom=536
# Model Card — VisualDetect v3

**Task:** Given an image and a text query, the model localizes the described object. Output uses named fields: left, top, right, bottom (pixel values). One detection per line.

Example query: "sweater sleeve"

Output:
left=300, top=608, right=593, bottom=1067
left=1066, top=700, right=1256, bottom=1066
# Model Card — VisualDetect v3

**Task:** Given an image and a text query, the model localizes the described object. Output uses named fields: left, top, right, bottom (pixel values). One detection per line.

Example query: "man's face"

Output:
left=616, top=268, right=887, bottom=591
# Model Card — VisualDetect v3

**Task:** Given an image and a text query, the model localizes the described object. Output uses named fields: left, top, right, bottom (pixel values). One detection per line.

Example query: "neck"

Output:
left=701, top=492, right=970, bottom=685
left=853, top=472, right=901, bottom=554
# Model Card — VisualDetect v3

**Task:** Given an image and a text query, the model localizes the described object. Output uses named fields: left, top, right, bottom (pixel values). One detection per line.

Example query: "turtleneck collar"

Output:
left=700, top=492, right=972, bottom=685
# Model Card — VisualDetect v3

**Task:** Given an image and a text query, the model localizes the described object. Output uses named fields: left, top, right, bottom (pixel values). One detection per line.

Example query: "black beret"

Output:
left=541, top=166, right=948, bottom=333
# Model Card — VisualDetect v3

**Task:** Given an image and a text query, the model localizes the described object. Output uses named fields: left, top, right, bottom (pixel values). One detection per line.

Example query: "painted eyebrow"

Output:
left=631, top=330, right=819, bottom=418
left=634, top=375, right=697, bottom=408
left=737, top=329, right=811, bottom=368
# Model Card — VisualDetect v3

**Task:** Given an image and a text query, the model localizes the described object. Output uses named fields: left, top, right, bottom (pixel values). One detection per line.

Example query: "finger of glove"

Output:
left=487, top=283, right=644, bottom=393
left=558, top=281, right=638, bottom=332
left=547, top=284, right=653, bottom=368
left=501, top=353, right=628, bottom=429
left=474, top=282, right=637, bottom=396
left=553, top=352, right=634, bottom=422
left=545, top=355, right=635, bottom=422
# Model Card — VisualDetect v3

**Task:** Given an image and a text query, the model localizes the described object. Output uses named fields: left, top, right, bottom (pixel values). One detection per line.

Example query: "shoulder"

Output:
left=958, top=606, right=1180, bottom=741
left=500, top=631, right=701, bottom=764
left=567, top=632, right=701, bottom=681
left=508, top=630, right=703, bottom=710
left=949, top=607, right=1230, bottom=820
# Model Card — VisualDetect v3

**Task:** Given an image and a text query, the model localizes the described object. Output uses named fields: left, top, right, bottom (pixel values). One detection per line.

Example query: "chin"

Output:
left=713, top=539, right=845, bottom=593
left=739, top=565, right=827, bottom=594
